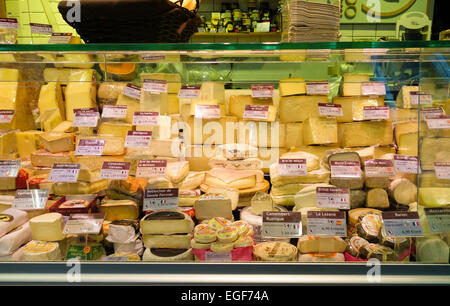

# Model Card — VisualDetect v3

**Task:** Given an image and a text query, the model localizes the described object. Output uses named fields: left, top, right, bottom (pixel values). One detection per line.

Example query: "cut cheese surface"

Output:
left=279, top=78, right=306, bottom=97
left=418, top=188, right=450, bottom=207
left=297, top=236, right=347, bottom=253
left=194, top=193, right=233, bottom=221
left=228, top=95, right=274, bottom=119
left=140, top=211, right=194, bottom=235
left=303, top=117, right=338, bottom=145
left=342, top=73, right=371, bottom=96
left=285, top=123, right=304, bottom=148
left=293, top=183, right=335, bottom=210
left=420, top=137, right=450, bottom=170
left=338, top=120, right=393, bottom=148
left=16, top=130, right=42, bottom=158
left=39, top=132, right=74, bottom=153
left=166, top=161, right=190, bottom=184
left=38, top=82, right=65, bottom=121
left=333, top=96, right=384, bottom=122
left=199, top=82, right=225, bottom=104
left=98, top=121, right=132, bottom=138
left=22, top=240, right=62, bottom=261
left=279, top=95, right=328, bottom=122
left=29, top=213, right=65, bottom=242
left=65, top=69, right=96, bottom=121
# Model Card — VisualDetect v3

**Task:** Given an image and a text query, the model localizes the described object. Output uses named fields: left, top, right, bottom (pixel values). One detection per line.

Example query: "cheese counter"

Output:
left=0, top=41, right=449, bottom=285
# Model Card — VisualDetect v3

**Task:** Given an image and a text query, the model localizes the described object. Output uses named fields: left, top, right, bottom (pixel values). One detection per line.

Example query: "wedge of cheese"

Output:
left=98, top=121, right=132, bottom=138
left=334, top=96, right=384, bottom=122
left=51, top=121, right=76, bottom=133
left=16, top=130, right=42, bottom=158
left=270, top=183, right=310, bottom=196
left=303, top=117, right=338, bottom=145
left=285, top=123, right=304, bottom=148
left=173, top=172, right=205, bottom=191
left=293, top=183, right=335, bottom=210
left=419, top=137, right=450, bottom=170
left=40, top=108, right=63, bottom=132
left=99, top=200, right=139, bottom=221
left=74, top=155, right=124, bottom=171
left=338, top=120, right=393, bottom=148
left=31, top=150, right=74, bottom=168
left=279, top=95, right=328, bottom=122
left=40, top=132, right=74, bottom=153
left=342, top=73, right=371, bottom=96
left=29, top=213, right=65, bottom=242
left=270, top=165, right=330, bottom=187
left=395, top=121, right=418, bottom=145
left=279, top=78, right=306, bottom=96
left=65, top=69, right=97, bottom=121
left=206, top=187, right=240, bottom=210
left=166, top=161, right=189, bottom=184
left=38, top=82, right=65, bottom=121
left=228, top=95, right=273, bottom=119
left=398, top=132, right=418, bottom=156
left=396, top=86, right=420, bottom=109
left=199, top=82, right=225, bottom=104
left=116, top=93, right=140, bottom=124
left=237, top=121, right=286, bottom=148
left=186, top=116, right=238, bottom=145
left=366, top=188, right=390, bottom=209
left=97, top=82, right=127, bottom=108
left=204, top=168, right=264, bottom=190
left=43, top=68, right=72, bottom=85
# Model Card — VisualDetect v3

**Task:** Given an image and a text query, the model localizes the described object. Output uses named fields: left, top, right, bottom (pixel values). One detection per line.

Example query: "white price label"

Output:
left=278, top=159, right=307, bottom=176
left=75, top=139, right=105, bottom=156
left=434, top=162, right=450, bottom=180
left=411, top=92, right=432, bottom=105
left=132, top=111, right=159, bottom=126
left=363, top=106, right=390, bottom=120
left=421, top=107, right=444, bottom=118
left=30, top=23, right=53, bottom=34
left=143, top=188, right=179, bottom=211
left=205, top=252, right=232, bottom=262
left=316, top=187, right=350, bottom=210
left=99, top=162, right=130, bottom=180
left=195, top=104, right=221, bottom=119
left=48, top=163, right=81, bottom=182
left=48, top=33, right=72, bottom=44
left=0, top=18, right=19, bottom=29
left=394, top=155, right=420, bottom=174
left=361, top=82, right=386, bottom=96
left=425, top=115, right=450, bottom=129
left=306, top=211, right=347, bottom=236
left=306, top=82, right=330, bottom=95
left=101, top=105, right=127, bottom=119
left=13, top=189, right=49, bottom=211
left=62, top=213, right=105, bottom=235
left=318, top=103, right=343, bottom=117
left=424, top=208, right=450, bottom=233
left=72, top=108, right=100, bottom=127
left=251, top=85, right=274, bottom=98
left=122, top=84, right=141, bottom=100
left=0, top=110, right=15, bottom=124
left=330, top=161, right=361, bottom=178
left=143, top=79, right=168, bottom=93
left=178, top=86, right=201, bottom=99
left=0, top=160, right=20, bottom=178
left=262, top=212, right=302, bottom=238
left=243, top=105, right=269, bottom=120
left=125, top=131, right=152, bottom=148
left=382, top=212, right=424, bottom=237
left=364, top=159, right=395, bottom=178
left=136, top=160, right=167, bottom=178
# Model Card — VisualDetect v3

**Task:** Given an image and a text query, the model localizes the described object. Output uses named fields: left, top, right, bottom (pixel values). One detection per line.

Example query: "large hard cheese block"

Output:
left=396, top=86, right=420, bottom=109
left=204, top=168, right=264, bottom=190
left=99, top=200, right=139, bottom=221
left=0, top=129, right=18, bottom=158
left=297, top=236, right=347, bottom=253
left=398, top=133, right=418, bottom=156
left=16, top=130, right=42, bottom=158
left=140, top=211, right=194, bottom=235
left=279, top=95, right=328, bottom=122
left=39, top=132, right=74, bottom=153
left=228, top=95, right=273, bottom=119
left=116, top=93, right=140, bottom=124
left=98, top=121, right=132, bottom=138
left=303, top=117, right=338, bottom=145
left=194, top=193, right=233, bottom=221
left=285, top=123, right=304, bottom=148
left=419, top=137, right=450, bottom=170
left=279, top=78, right=306, bottom=97
left=29, top=213, right=65, bottom=242
left=65, top=69, right=97, bottom=121
left=38, top=82, right=65, bottom=121
left=338, top=120, right=393, bottom=148
left=31, top=150, right=74, bottom=167
left=333, top=96, right=384, bottom=122
left=342, top=73, right=371, bottom=96
left=0, top=68, right=36, bottom=131
left=199, top=82, right=225, bottom=104
left=140, top=92, right=169, bottom=115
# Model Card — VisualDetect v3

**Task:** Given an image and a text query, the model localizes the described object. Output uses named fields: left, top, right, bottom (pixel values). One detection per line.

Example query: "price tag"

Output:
left=243, top=105, right=269, bottom=120
left=262, top=211, right=302, bottom=238
left=364, top=159, right=395, bottom=178
left=0, top=18, right=19, bottom=29
left=141, top=54, right=166, bottom=61
left=143, top=188, right=179, bottom=211
left=72, top=108, right=100, bottom=127
left=195, top=104, right=221, bottom=119
left=142, top=79, right=168, bottom=93
left=424, top=208, right=450, bottom=233
left=361, top=82, right=386, bottom=96
left=101, top=105, right=127, bottom=119
left=0, top=110, right=15, bottom=124
left=434, top=162, right=450, bottom=180
left=75, top=139, right=105, bottom=156
left=421, top=107, right=444, bottom=118
left=363, top=106, right=390, bottom=120
left=125, top=131, right=152, bottom=148
left=318, top=103, right=343, bottom=117
left=136, top=160, right=167, bottom=178
left=251, top=85, right=274, bottom=98
left=48, top=33, right=72, bottom=44
left=316, top=187, right=350, bottom=210
left=178, top=86, right=201, bottom=99
left=278, top=159, right=307, bottom=176
left=205, top=252, right=232, bottom=262
left=99, top=162, right=130, bottom=180
left=132, top=111, right=159, bottom=126
left=306, top=211, right=347, bottom=236
left=13, top=189, right=49, bottom=211
left=48, top=163, right=80, bottom=182
left=30, top=23, right=53, bottom=34
left=410, top=91, right=432, bottom=105
left=330, top=161, right=361, bottom=178
left=425, top=115, right=450, bottom=129
left=381, top=211, right=424, bottom=237
left=394, top=155, right=420, bottom=174
left=306, top=82, right=330, bottom=95
left=62, top=213, right=105, bottom=235
left=0, top=160, right=20, bottom=178
left=121, top=84, right=141, bottom=100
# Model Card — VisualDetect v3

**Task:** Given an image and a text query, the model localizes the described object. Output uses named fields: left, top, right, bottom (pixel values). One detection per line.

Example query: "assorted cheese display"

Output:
left=0, top=63, right=449, bottom=264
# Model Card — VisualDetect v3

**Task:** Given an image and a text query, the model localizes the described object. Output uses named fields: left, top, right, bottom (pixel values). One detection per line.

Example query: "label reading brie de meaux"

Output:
left=48, top=33, right=72, bottom=44
left=99, top=162, right=130, bottom=180
left=361, top=82, right=386, bottom=96
left=143, top=79, right=168, bottom=93
left=125, top=131, right=152, bottom=148
left=72, top=108, right=100, bottom=127
left=0, top=160, right=20, bottom=178
left=132, top=111, right=159, bottom=126
left=307, top=211, right=347, bottom=236
left=0, top=110, right=15, bottom=124
left=394, top=155, right=420, bottom=174
left=364, top=159, right=395, bottom=178
left=262, top=211, right=302, bottom=238
left=101, top=105, right=127, bottom=119
left=330, top=161, right=361, bottom=178
left=0, top=18, right=19, bottom=29
left=13, top=189, right=49, bottom=211
left=363, top=106, right=390, bottom=120
left=424, top=208, right=450, bottom=233
left=410, top=91, right=432, bottom=105
left=278, top=159, right=307, bottom=176
left=425, top=115, right=450, bottom=130
left=382, top=212, right=424, bottom=237
left=307, top=82, right=330, bottom=95
left=30, top=23, right=53, bottom=34
left=75, top=139, right=105, bottom=156
left=136, top=160, right=167, bottom=178
left=63, top=213, right=105, bottom=235
left=144, top=188, right=179, bottom=211
left=48, top=164, right=80, bottom=182
left=318, top=103, right=343, bottom=117
left=178, top=86, right=201, bottom=99
left=243, top=105, right=269, bottom=120
left=434, top=162, right=450, bottom=180
left=251, top=85, right=274, bottom=98
left=316, top=187, right=350, bottom=210
left=195, top=104, right=221, bottom=119
left=122, top=84, right=141, bottom=100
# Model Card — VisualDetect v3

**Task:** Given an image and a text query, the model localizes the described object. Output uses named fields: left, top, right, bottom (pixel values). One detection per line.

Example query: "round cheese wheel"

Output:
left=22, top=241, right=61, bottom=261
left=217, top=226, right=239, bottom=243
left=210, top=241, right=234, bottom=253
left=191, top=239, right=211, bottom=250
left=253, top=241, right=297, bottom=262
left=232, top=221, right=250, bottom=236
left=207, top=217, right=232, bottom=231
left=194, top=225, right=217, bottom=244
left=233, top=235, right=253, bottom=248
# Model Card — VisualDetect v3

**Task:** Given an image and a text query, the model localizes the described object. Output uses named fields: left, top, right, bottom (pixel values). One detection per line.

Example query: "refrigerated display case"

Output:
left=0, top=41, right=449, bottom=285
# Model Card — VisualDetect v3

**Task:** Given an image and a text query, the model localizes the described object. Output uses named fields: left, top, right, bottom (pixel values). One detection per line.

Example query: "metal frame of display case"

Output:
left=0, top=41, right=449, bottom=285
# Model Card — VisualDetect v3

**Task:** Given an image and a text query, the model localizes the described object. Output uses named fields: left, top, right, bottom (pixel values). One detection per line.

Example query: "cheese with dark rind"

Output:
left=356, top=214, right=382, bottom=243
left=346, top=236, right=369, bottom=257
left=360, top=243, right=395, bottom=262
left=140, top=212, right=194, bottom=235
left=142, top=248, right=193, bottom=261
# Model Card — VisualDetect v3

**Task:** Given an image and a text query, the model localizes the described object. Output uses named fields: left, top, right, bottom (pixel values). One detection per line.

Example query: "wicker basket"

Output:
left=58, top=0, right=201, bottom=43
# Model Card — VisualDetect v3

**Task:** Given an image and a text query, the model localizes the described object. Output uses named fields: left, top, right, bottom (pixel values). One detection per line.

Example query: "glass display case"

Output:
left=0, top=41, right=449, bottom=285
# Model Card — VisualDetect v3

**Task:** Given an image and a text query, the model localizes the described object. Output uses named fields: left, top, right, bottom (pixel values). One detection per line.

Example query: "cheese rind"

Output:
left=99, top=200, right=139, bottom=221
left=366, top=188, right=390, bottom=209
left=140, top=212, right=194, bottom=235
left=29, top=213, right=65, bottom=242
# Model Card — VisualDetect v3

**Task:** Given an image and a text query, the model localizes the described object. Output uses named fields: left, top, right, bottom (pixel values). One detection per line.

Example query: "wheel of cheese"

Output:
left=207, top=217, right=232, bottom=231
left=346, top=236, right=369, bottom=257
left=142, top=248, right=193, bottom=261
left=191, top=239, right=211, bottom=250
left=210, top=241, right=234, bottom=253
left=356, top=214, right=382, bottom=243
left=233, top=235, right=253, bottom=248
left=217, top=226, right=239, bottom=243
left=22, top=240, right=61, bottom=261
left=194, top=225, right=217, bottom=244
left=253, top=241, right=297, bottom=262
left=0, top=208, right=28, bottom=237
left=231, top=221, right=250, bottom=236
left=200, top=180, right=270, bottom=197
left=348, top=208, right=382, bottom=227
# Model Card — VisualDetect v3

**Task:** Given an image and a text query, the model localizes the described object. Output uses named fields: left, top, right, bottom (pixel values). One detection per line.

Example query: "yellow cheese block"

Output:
left=40, top=108, right=63, bottom=132
left=43, top=68, right=72, bottom=85
left=140, top=92, right=169, bottom=115
left=279, top=78, right=306, bottom=97
left=418, top=188, right=450, bottom=207
left=98, top=121, right=133, bottom=138
left=391, top=108, right=419, bottom=124
left=0, top=68, right=36, bottom=131
left=199, top=82, right=225, bottom=104
left=228, top=95, right=273, bottom=119
left=0, top=129, right=18, bottom=158
left=396, top=86, right=422, bottom=109
left=342, top=74, right=371, bottom=96
left=238, top=121, right=286, bottom=148
left=333, top=96, right=384, bottom=122
left=140, top=73, right=181, bottom=94
left=39, top=132, right=75, bottom=153
left=303, top=117, right=338, bottom=145
left=116, top=93, right=140, bottom=124
left=285, top=123, right=304, bottom=148
left=51, top=121, right=76, bottom=133
left=16, top=130, right=42, bottom=158
left=38, top=82, right=65, bottom=121
left=76, top=135, right=125, bottom=156
left=398, top=132, right=418, bottom=156
left=65, top=69, right=97, bottom=121
left=290, top=145, right=340, bottom=160
left=74, top=155, right=125, bottom=171
left=279, top=95, right=328, bottom=122
left=30, top=150, right=74, bottom=168
left=136, top=115, right=172, bottom=139
left=420, top=137, right=450, bottom=171
left=99, top=200, right=139, bottom=221
left=168, top=94, right=179, bottom=114
left=395, top=121, right=417, bottom=145
left=338, top=120, right=393, bottom=148
left=186, top=116, right=238, bottom=145
left=60, top=53, right=94, bottom=69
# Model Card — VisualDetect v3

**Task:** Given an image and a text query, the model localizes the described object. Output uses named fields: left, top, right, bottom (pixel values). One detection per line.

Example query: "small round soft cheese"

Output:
left=210, top=241, right=234, bottom=253
left=194, top=225, right=217, bottom=244
left=217, top=226, right=239, bottom=243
